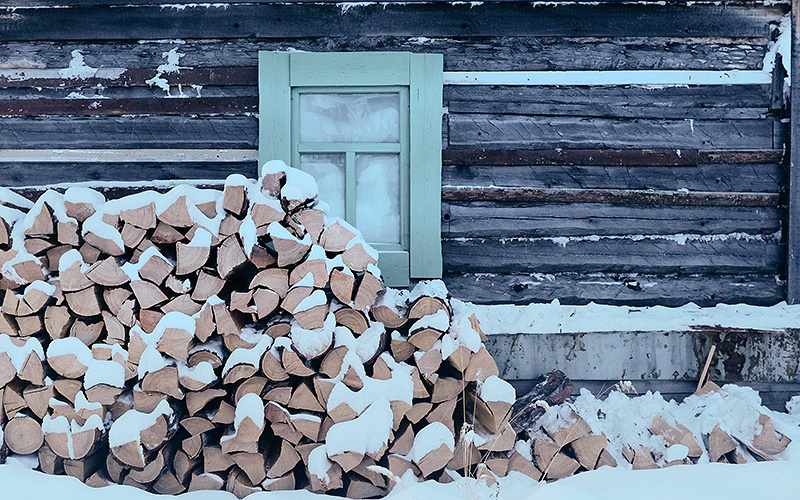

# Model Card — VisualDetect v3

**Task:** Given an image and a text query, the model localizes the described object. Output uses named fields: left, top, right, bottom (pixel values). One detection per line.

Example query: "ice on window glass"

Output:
left=356, top=154, right=400, bottom=244
left=300, top=93, right=400, bottom=143
left=300, top=154, right=345, bottom=219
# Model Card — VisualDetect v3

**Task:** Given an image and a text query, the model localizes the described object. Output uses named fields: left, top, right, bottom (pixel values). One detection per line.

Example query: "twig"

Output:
left=696, top=344, right=716, bottom=393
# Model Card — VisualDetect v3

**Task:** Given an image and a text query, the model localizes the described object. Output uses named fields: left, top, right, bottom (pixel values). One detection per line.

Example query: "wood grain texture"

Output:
left=442, top=149, right=784, bottom=166
left=448, top=114, right=776, bottom=150
left=442, top=202, right=781, bottom=237
left=442, top=187, right=780, bottom=207
left=0, top=67, right=257, bottom=89
left=0, top=116, right=257, bottom=149
left=0, top=97, right=257, bottom=116
left=443, top=272, right=785, bottom=306
left=0, top=36, right=769, bottom=72
left=0, top=162, right=256, bottom=187
left=443, top=163, right=784, bottom=193
left=445, top=85, right=772, bottom=120
left=0, top=3, right=785, bottom=41
left=442, top=235, right=782, bottom=273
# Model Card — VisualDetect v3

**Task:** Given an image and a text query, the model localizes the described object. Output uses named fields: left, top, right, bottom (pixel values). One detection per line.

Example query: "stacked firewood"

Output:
left=0, top=163, right=537, bottom=497
left=516, top=380, right=791, bottom=482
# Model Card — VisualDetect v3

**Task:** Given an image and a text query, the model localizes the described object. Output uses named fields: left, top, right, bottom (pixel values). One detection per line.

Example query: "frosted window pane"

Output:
left=299, top=154, right=345, bottom=219
left=356, top=154, right=400, bottom=244
left=300, top=93, right=400, bottom=143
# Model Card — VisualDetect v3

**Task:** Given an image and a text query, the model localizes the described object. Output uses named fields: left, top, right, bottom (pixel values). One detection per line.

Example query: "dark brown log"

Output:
left=511, top=370, right=574, bottom=433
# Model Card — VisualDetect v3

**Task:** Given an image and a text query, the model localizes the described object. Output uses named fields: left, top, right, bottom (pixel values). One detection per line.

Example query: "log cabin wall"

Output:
left=0, top=0, right=791, bottom=307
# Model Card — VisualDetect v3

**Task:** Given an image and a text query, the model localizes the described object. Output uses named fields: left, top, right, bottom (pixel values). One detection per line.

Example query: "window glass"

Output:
left=299, top=93, right=400, bottom=143
left=356, top=153, right=401, bottom=244
left=299, top=153, right=346, bottom=219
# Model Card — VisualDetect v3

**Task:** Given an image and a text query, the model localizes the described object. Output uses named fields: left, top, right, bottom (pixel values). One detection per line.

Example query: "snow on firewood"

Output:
left=41, top=413, right=104, bottom=459
left=325, top=397, right=394, bottom=456
left=408, top=421, right=456, bottom=462
left=326, top=352, right=414, bottom=414
left=291, top=311, right=334, bottom=358
left=57, top=249, right=87, bottom=274
left=233, top=392, right=265, bottom=431
left=177, top=360, right=217, bottom=385
left=479, top=375, right=517, bottom=404
left=334, top=322, right=385, bottom=364
left=409, top=279, right=449, bottom=302
left=221, top=335, right=273, bottom=377
left=0, top=334, right=44, bottom=370
left=308, top=444, right=336, bottom=485
left=108, top=399, right=172, bottom=449
left=410, top=309, right=450, bottom=333
left=84, top=359, right=125, bottom=389
left=46, top=337, right=92, bottom=368
left=121, top=246, right=171, bottom=281
left=137, top=345, right=169, bottom=379
left=0, top=186, right=34, bottom=210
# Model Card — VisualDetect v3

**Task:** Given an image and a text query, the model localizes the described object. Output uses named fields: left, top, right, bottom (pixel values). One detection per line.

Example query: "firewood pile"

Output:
left=512, top=380, right=792, bottom=483
left=0, top=162, right=536, bottom=498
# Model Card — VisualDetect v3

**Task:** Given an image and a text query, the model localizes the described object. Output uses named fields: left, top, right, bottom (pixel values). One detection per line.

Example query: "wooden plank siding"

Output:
left=0, top=0, right=791, bottom=307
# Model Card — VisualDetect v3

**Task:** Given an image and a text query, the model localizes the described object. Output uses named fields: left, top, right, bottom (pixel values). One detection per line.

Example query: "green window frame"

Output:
left=258, top=51, right=443, bottom=287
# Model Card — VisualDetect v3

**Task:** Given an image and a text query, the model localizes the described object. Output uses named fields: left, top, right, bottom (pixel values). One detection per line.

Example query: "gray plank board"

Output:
left=442, top=202, right=782, bottom=237
left=0, top=36, right=769, bottom=72
left=442, top=272, right=785, bottom=306
left=0, top=162, right=258, bottom=187
left=442, top=235, right=782, bottom=273
left=446, top=85, right=773, bottom=120
left=442, top=186, right=779, bottom=207
left=443, top=163, right=784, bottom=192
left=0, top=4, right=786, bottom=41
left=448, top=114, right=776, bottom=150
left=0, top=116, right=257, bottom=148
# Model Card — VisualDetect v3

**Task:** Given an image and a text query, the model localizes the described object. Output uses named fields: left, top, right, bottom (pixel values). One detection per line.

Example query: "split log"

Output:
left=85, top=257, right=129, bottom=287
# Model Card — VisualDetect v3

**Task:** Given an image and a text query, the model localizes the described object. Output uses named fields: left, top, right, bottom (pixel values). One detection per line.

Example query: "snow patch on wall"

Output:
left=58, top=50, right=97, bottom=80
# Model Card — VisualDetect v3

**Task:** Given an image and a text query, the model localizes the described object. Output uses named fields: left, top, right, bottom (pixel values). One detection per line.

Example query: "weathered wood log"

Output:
left=511, top=370, right=574, bottom=433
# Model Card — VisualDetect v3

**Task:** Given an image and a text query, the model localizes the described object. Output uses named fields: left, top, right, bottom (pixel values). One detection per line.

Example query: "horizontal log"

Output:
left=446, top=85, right=773, bottom=120
left=0, top=116, right=257, bottom=149
left=442, top=148, right=785, bottom=166
left=0, top=67, right=257, bottom=89
left=448, top=114, right=776, bottom=150
left=1, top=162, right=256, bottom=188
left=0, top=97, right=257, bottom=116
left=0, top=4, right=785, bottom=41
left=450, top=101, right=767, bottom=120
left=442, top=202, right=782, bottom=237
left=443, top=163, right=783, bottom=193
left=443, top=272, right=785, bottom=306
left=442, top=187, right=780, bottom=207
left=442, top=235, right=782, bottom=273
left=0, top=36, right=769, bottom=73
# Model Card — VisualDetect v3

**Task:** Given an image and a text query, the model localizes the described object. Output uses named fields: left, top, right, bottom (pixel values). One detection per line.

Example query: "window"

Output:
left=258, top=52, right=443, bottom=287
